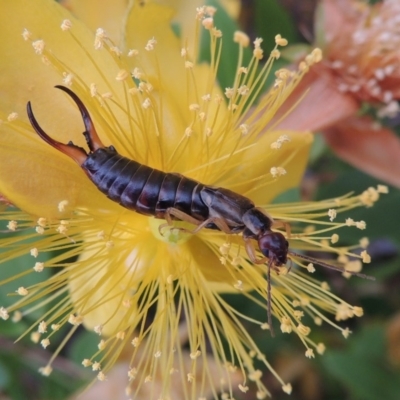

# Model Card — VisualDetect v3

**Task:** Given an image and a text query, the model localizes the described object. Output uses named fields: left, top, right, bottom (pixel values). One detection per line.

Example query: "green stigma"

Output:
left=148, top=217, right=194, bottom=245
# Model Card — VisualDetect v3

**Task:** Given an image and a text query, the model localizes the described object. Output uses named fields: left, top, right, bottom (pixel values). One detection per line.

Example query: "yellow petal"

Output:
left=185, top=236, right=235, bottom=285
left=123, top=3, right=191, bottom=162
left=0, top=123, right=114, bottom=217
left=0, top=0, right=125, bottom=140
left=0, top=0, right=130, bottom=215
left=213, top=131, right=313, bottom=205
left=68, top=255, right=139, bottom=337
left=123, top=3, right=182, bottom=96
left=61, top=0, right=129, bottom=45
left=68, top=224, right=155, bottom=335
left=153, top=0, right=240, bottom=60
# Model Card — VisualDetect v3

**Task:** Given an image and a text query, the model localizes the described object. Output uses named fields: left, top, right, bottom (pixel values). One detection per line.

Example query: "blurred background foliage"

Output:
left=1, top=0, right=399, bottom=399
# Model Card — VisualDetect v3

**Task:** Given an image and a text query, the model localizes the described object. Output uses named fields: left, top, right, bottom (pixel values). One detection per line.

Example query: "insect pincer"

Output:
left=27, top=85, right=105, bottom=166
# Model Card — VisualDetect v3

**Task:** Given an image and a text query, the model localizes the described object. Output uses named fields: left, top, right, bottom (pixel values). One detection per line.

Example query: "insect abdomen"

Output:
left=83, top=149, right=209, bottom=219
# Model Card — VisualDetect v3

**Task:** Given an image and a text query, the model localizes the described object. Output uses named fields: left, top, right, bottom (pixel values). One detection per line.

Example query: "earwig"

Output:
left=27, top=86, right=374, bottom=336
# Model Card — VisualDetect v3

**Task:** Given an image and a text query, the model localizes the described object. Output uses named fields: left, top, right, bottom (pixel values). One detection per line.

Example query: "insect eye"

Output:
left=261, top=248, right=270, bottom=257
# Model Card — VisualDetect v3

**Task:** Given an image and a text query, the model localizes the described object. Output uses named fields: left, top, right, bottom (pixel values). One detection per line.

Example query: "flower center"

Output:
left=148, top=217, right=193, bottom=245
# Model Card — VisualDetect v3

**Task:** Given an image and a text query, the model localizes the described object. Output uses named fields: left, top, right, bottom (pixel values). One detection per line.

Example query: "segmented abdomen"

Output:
left=82, top=148, right=208, bottom=220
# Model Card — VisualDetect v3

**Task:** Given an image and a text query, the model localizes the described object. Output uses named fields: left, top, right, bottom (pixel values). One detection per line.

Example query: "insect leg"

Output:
left=244, top=238, right=268, bottom=265
left=272, top=220, right=292, bottom=237
left=158, top=207, right=203, bottom=236
left=164, top=208, right=202, bottom=227
left=160, top=208, right=237, bottom=236
left=188, top=215, right=234, bottom=235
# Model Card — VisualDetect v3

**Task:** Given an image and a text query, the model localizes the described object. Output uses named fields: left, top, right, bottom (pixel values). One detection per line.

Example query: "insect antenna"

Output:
left=267, top=258, right=275, bottom=337
left=288, top=251, right=375, bottom=281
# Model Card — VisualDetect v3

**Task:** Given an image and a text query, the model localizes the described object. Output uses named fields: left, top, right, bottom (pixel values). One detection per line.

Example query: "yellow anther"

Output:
left=233, top=31, right=250, bottom=47
left=275, top=34, right=288, bottom=46
left=61, top=19, right=72, bottom=31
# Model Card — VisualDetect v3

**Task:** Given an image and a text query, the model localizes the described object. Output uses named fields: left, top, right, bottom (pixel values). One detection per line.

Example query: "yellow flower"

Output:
left=0, top=1, right=386, bottom=399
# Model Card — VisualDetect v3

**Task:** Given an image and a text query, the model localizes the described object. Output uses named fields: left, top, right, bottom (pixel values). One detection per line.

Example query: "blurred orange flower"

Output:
left=273, top=0, right=400, bottom=188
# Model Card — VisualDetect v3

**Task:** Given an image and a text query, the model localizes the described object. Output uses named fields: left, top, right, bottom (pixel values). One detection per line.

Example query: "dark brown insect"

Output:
left=27, top=86, right=373, bottom=335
